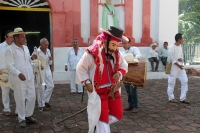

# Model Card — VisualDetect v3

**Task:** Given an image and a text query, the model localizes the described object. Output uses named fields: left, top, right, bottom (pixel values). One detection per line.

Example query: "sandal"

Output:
left=19, top=120, right=26, bottom=128
left=180, top=99, right=190, bottom=104
left=169, top=99, right=178, bottom=103
left=25, top=116, right=37, bottom=123
left=4, top=111, right=11, bottom=116
left=45, top=102, right=51, bottom=108
left=123, top=106, right=132, bottom=111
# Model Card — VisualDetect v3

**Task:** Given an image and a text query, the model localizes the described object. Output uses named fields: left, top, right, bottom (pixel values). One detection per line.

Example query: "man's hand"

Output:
left=113, top=72, right=120, bottom=82
left=65, top=66, right=68, bottom=71
left=178, top=64, right=184, bottom=70
left=18, top=73, right=26, bottom=81
left=49, top=56, right=53, bottom=60
left=178, top=58, right=183, bottom=62
left=31, top=54, right=37, bottom=60
left=86, top=83, right=93, bottom=92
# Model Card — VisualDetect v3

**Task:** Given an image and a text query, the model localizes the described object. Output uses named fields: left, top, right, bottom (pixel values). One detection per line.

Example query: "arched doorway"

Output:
left=0, top=0, right=52, bottom=54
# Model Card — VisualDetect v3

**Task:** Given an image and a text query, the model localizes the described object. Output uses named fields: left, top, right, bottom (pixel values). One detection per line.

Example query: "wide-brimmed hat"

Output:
left=150, top=43, right=158, bottom=48
left=8, top=27, right=28, bottom=36
left=31, top=56, right=46, bottom=69
left=100, top=26, right=128, bottom=42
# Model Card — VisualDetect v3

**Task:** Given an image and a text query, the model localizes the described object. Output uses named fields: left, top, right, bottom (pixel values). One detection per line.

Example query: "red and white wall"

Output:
left=46, top=0, right=178, bottom=83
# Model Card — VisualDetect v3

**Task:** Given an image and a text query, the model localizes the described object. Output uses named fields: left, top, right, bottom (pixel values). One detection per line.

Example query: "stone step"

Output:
left=147, top=71, right=168, bottom=79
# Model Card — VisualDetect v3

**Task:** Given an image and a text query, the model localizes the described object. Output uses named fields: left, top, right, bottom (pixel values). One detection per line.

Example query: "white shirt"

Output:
left=148, top=48, right=158, bottom=59
left=125, top=46, right=142, bottom=58
left=5, top=43, right=34, bottom=84
left=36, top=47, right=53, bottom=77
left=167, top=44, right=183, bottom=64
left=0, top=41, right=11, bottom=70
left=65, top=47, right=84, bottom=71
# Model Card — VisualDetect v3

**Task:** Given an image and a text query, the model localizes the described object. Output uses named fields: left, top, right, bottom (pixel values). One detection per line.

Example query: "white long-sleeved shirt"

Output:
left=148, top=48, right=159, bottom=59
left=167, top=44, right=183, bottom=64
left=65, top=47, right=84, bottom=71
left=124, top=46, right=142, bottom=58
left=0, top=41, right=12, bottom=70
left=5, top=43, right=34, bottom=84
left=36, top=47, right=53, bottom=77
left=159, top=47, right=168, bottom=57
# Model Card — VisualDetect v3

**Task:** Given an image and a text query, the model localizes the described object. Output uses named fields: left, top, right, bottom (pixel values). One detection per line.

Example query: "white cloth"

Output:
left=5, top=43, right=34, bottom=84
left=159, top=47, right=168, bottom=57
left=13, top=79, right=36, bottom=122
left=5, top=43, right=35, bottom=122
left=125, top=46, right=142, bottom=58
left=0, top=41, right=12, bottom=112
left=70, top=70, right=82, bottom=92
left=148, top=48, right=159, bottom=59
left=1, top=86, right=11, bottom=112
left=76, top=48, right=128, bottom=133
left=34, top=47, right=54, bottom=107
left=65, top=47, right=84, bottom=70
left=167, top=44, right=188, bottom=101
left=95, top=115, right=118, bottom=133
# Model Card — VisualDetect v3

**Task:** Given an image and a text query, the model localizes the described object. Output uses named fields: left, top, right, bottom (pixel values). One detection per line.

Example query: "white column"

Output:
left=157, top=0, right=179, bottom=47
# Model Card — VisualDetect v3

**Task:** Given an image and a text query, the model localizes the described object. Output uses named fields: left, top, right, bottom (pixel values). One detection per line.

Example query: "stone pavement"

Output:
left=1, top=78, right=200, bottom=133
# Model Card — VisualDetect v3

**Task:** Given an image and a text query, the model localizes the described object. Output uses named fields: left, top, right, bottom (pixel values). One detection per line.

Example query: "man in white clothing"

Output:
left=65, top=38, right=84, bottom=94
left=33, top=38, right=54, bottom=111
left=167, top=33, right=189, bottom=104
left=0, top=30, right=14, bottom=116
left=5, top=27, right=37, bottom=128
left=148, top=43, right=159, bottom=72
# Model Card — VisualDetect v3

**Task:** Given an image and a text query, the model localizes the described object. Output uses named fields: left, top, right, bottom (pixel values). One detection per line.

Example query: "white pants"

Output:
left=13, top=79, right=36, bottom=122
left=37, top=75, right=54, bottom=107
left=167, top=65, right=188, bottom=101
left=95, top=115, right=118, bottom=133
left=1, top=86, right=11, bottom=112
left=70, top=70, right=82, bottom=92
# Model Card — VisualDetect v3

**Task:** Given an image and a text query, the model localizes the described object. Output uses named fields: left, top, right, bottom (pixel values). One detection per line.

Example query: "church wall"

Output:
left=48, top=0, right=178, bottom=83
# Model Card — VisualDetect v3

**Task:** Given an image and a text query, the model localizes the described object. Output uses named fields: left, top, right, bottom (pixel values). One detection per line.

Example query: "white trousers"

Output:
left=13, top=79, right=36, bottom=122
left=37, top=75, right=54, bottom=107
left=95, top=115, right=118, bottom=133
left=70, top=70, right=82, bottom=92
left=1, top=86, right=11, bottom=112
left=167, top=66, right=188, bottom=101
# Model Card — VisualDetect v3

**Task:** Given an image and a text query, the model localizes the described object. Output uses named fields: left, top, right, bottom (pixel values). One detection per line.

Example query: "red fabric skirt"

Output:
left=96, top=87, right=123, bottom=123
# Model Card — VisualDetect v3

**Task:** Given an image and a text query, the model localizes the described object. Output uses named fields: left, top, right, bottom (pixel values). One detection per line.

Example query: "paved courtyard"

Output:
left=1, top=77, right=200, bottom=133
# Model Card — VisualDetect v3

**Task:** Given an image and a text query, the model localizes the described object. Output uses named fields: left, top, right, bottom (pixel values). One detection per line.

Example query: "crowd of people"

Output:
left=0, top=25, right=190, bottom=133
left=0, top=28, right=54, bottom=128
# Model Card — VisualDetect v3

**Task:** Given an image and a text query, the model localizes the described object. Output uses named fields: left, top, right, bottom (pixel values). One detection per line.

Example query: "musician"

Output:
left=0, top=30, right=14, bottom=116
left=122, top=37, right=142, bottom=113
left=33, top=38, right=54, bottom=111
left=5, top=27, right=37, bottom=128
left=76, top=26, right=128, bottom=133
left=65, top=38, right=84, bottom=94
left=167, top=33, right=189, bottom=104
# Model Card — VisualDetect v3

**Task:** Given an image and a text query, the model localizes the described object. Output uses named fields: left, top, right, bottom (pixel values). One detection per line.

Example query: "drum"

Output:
left=122, top=58, right=148, bottom=87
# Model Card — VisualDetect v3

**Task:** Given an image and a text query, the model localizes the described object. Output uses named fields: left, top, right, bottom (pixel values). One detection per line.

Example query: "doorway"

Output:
left=0, top=10, right=51, bottom=54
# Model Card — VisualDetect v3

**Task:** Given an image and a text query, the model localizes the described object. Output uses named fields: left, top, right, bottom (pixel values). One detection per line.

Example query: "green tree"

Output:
left=179, top=0, right=200, bottom=43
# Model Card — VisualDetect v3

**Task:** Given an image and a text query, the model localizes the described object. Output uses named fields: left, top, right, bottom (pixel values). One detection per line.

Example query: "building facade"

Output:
left=0, top=0, right=178, bottom=83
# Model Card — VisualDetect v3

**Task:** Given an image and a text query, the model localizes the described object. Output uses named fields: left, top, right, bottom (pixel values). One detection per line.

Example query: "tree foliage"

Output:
left=179, top=0, right=200, bottom=43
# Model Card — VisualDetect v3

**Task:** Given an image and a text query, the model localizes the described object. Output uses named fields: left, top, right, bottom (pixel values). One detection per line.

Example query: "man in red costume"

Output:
left=76, top=26, right=128, bottom=133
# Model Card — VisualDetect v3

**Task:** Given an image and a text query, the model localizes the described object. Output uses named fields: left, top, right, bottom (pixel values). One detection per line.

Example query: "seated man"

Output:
left=148, top=43, right=159, bottom=72
left=159, top=42, right=168, bottom=69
